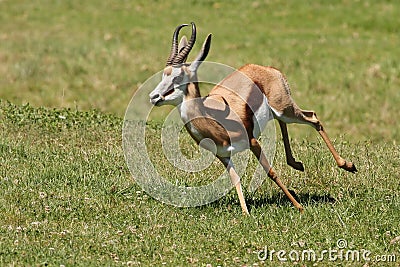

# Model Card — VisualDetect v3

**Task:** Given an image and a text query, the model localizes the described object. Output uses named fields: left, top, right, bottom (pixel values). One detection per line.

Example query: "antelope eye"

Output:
left=174, top=74, right=184, bottom=84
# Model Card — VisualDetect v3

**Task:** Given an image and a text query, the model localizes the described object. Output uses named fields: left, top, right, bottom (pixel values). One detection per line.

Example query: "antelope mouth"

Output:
left=149, top=88, right=175, bottom=106
left=150, top=95, right=163, bottom=106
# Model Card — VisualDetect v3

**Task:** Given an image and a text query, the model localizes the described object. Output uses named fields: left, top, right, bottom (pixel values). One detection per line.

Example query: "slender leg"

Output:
left=250, top=138, right=304, bottom=212
left=318, top=126, right=357, bottom=172
left=278, top=120, right=304, bottom=171
left=300, top=110, right=357, bottom=173
left=218, top=156, right=249, bottom=215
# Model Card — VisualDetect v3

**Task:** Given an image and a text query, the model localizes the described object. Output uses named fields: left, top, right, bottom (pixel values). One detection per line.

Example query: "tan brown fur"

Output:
left=179, top=63, right=356, bottom=214
left=184, top=63, right=357, bottom=174
left=150, top=24, right=357, bottom=214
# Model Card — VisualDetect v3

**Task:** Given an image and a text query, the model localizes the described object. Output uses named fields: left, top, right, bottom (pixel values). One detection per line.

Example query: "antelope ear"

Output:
left=177, top=36, right=189, bottom=62
left=178, top=36, right=188, bottom=54
left=189, top=34, right=212, bottom=73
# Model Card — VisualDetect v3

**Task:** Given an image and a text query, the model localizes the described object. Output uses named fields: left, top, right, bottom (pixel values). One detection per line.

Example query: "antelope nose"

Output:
left=149, top=92, right=161, bottom=105
left=149, top=92, right=159, bottom=101
left=150, top=93, right=159, bottom=99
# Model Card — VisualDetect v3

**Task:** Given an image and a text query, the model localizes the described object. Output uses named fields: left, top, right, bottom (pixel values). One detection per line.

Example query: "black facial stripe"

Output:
left=162, top=83, right=175, bottom=97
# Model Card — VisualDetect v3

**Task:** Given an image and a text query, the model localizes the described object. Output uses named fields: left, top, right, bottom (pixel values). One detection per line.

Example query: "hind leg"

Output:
left=278, top=120, right=304, bottom=171
left=300, top=110, right=357, bottom=173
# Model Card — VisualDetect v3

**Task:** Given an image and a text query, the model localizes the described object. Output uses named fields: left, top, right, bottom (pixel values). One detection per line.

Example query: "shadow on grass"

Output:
left=209, top=190, right=337, bottom=212
left=252, top=191, right=336, bottom=209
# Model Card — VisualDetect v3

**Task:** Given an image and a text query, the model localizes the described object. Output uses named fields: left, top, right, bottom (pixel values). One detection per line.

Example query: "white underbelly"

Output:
left=270, top=106, right=308, bottom=124
left=215, top=139, right=249, bottom=158
left=252, top=96, right=273, bottom=138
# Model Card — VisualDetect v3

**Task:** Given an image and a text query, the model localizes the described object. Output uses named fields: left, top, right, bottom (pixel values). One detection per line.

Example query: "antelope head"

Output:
left=149, top=22, right=212, bottom=106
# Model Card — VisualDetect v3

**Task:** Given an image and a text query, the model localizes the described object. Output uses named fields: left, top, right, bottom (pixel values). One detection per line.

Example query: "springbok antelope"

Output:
left=149, top=22, right=357, bottom=214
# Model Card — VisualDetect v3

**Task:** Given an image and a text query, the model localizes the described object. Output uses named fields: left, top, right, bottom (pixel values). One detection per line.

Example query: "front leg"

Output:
left=218, top=156, right=249, bottom=215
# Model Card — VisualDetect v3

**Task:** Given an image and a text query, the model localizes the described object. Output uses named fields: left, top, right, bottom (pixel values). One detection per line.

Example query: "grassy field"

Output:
left=1, top=0, right=399, bottom=266
left=1, top=102, right=399, bottom=266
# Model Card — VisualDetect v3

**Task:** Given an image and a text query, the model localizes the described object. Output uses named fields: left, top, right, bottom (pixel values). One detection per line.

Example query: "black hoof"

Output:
left=340, top=162, right=357, bottom=173
left=290, top=161, right=305, bottom=172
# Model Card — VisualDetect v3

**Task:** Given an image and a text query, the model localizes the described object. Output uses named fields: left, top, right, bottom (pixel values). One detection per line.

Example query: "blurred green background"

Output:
left=1, top=0, right=399, bottom=141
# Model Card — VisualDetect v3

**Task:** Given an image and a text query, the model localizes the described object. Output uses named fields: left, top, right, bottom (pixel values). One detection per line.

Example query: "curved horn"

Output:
left=173, top=22, right=196, bottom=65
left=166, top=24, right=189, bottom=66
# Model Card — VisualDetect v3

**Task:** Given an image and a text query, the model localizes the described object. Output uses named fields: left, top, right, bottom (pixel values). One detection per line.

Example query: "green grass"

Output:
left=1, top=0, right=399, bottom=266
left=1, top=101, right=399, bottom=266
left=1, top=0, right=399, bottom=141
